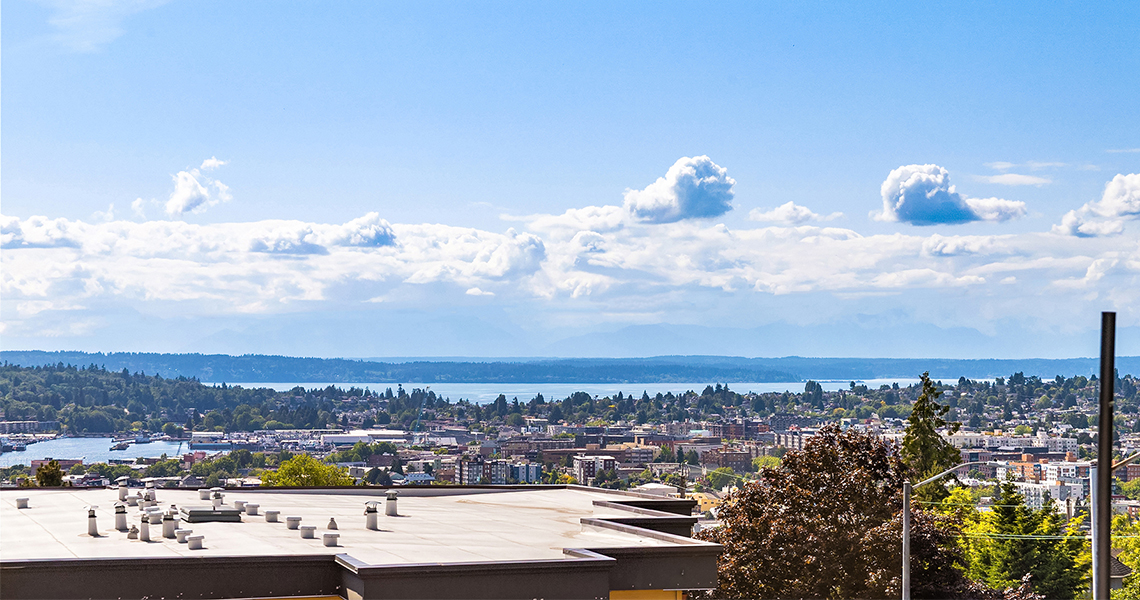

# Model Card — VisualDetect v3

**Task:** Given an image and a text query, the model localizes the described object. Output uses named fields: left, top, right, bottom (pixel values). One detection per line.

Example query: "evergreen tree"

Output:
left=902, top=372, right=962, bottom=500
left=963, top=479, right=1087, bottom=599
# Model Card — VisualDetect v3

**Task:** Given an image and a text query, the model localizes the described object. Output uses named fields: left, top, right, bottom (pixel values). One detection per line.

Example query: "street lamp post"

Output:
left=902, top=460, right=1000, bottom=600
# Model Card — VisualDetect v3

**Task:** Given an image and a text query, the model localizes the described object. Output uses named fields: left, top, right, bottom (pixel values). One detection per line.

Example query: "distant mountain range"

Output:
left=3, top=351, right=1138, bottom=383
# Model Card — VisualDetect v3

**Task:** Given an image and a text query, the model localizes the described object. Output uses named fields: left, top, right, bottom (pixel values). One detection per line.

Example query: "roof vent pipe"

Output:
left=198, top=488, right=211, bottom=500
left=300, top=525, right=316, bottom=539
left=162, top=513, right=177, bottom=538
left=144, top=489, right=155, bottom=505
left=385, top=490, right=398, bottom=517
left=139, top=514, right=151, bottom=542
left=245, top=503, right=259, bottom=515
left=127, top=492, right=138, bottom=507
left=118, top=484, right=128, bottom=501
left=148, top=509, right=163, bottom=525
left=114, top=503, right=128, bottom=531
left=175, top=528, right=191, bottom=543
left=327, top=518, right=338, bottom=530
left=87, top=506, right=99, bottom=536
left=127, top=524, right=139, bottom=540
left=233, top=500, right=246, bottom=511
left=364, top=501, right=379, bottom=530
left=265, top=510, right=280, bottom=523
left=286, top=516, right=302, bottom=529
left=212, top=491, right=223, bottom=510
left=16, top=498, right=29, bottom=509
left=187, top=535, right=203, bottom=550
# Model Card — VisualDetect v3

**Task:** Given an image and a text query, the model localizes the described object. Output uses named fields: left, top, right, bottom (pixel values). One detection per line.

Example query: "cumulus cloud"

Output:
left=165, top=159, right=232, bottom=216
left=749, top=202, right=841, bottom=225
left=1053, top=173, right=1140, bottom=237
left=623, top=156, right=735, bottom=223
left=199, top=157, right=227, bottom=170
left=876, top=164, right=1027, bottom=225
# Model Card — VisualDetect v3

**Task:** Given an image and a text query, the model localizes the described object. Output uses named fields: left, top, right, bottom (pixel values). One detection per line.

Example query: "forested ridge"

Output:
left=6, top=350, right=1140, bottom=383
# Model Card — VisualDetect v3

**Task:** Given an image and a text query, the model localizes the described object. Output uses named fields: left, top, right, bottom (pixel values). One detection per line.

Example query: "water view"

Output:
left=203, top=379, right=924, bottom=403
left=0, top=438, right=188, bottom=468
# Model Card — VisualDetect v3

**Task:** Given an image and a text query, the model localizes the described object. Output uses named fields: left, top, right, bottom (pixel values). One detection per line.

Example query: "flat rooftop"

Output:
left=1, top=487, right=685, bottom=565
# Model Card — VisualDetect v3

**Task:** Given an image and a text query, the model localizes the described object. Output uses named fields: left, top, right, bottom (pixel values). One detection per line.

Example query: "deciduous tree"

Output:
left=695, top=425, right=1010, bottom=599
left=261, top=454, right=354, bottom=487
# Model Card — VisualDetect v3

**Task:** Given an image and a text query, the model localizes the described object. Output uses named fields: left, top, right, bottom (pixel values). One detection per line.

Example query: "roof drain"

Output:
left=86, top=506, right=99, bottom=536
left=385, top=490, right=399, bottom=516
left=114, top=503, right=128, bottom=531
left=364, top=501, right=379, bottom=530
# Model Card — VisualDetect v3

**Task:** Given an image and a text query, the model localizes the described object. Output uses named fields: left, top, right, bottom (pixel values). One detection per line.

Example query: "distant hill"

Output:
left=2, top=351, right=1138, bottom=383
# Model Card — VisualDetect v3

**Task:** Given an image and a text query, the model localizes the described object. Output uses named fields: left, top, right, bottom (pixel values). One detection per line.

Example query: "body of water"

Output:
left=0, top=438, right=188, bottom=468
left=203, top=379, right=924, bottom=403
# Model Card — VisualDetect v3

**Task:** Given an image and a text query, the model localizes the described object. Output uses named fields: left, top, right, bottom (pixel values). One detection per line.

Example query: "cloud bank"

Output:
left=876, top=164, right=1027, bottom=225
left=3, top=158, right=1138, bottom=355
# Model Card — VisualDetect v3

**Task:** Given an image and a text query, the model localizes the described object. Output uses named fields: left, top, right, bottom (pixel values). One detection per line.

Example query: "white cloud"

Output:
left=165, top=159, right=232, bottom=216
left=131, top=198, right=148, bottom=219
left=1026, top=161, right=1067, bottom=170
left=749, top=202, right=841, bottom=225
left=977, top=173, right=1052, bottom=186
left=623, top=156, right=735, bottom=223
left=91, top=204, right=115, bottom=222
left=466, top=287, right=495, bottom=296
left=985, top=161, right=1016, bottom=171
left=41, top=0, right=170, bottom=53
left=1052, top=173, right=1140, bottom=237
left=876, top=164, right=1027, bottom=225
left=199, top=157, right=227, bottom=171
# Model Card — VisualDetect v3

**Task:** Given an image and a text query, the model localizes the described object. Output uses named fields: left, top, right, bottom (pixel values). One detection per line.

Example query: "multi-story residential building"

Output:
left=944, top=431, right=1078, bottom=453
left=573, top=455, right=616, bottom=484
left=1012, top=480, right=1085, bottom=510
left=699, top=449, right=751, bottom=473
left=773, top=430, right=815, bottom=451
left=511, top=462, right=542, bottom=483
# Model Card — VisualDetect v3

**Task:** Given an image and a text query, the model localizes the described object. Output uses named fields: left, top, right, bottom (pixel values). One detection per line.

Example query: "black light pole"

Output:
left=1095, top=311, right=1115, bottom=600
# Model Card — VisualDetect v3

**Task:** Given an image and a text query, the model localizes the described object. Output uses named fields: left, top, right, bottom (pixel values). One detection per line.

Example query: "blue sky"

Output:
left=2, top=1, right=1139, bottom=359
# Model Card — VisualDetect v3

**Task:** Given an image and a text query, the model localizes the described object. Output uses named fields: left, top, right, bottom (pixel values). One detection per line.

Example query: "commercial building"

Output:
left=1, top=485, right=719, bottom=599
